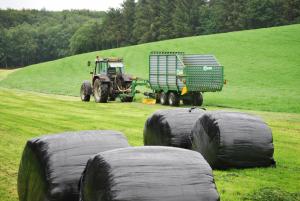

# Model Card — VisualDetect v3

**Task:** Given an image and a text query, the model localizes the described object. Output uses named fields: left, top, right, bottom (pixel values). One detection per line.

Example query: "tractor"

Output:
left=80, top=57, right=135, bottom=103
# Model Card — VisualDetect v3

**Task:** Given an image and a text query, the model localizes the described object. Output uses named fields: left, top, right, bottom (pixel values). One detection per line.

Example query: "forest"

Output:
left=0, top=0, right=299, bottom=68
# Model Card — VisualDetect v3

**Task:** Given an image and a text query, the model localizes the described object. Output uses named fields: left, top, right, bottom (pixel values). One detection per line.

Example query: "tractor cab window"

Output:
left=96, top=62, right=108, bottom=74
left=108, top=62, right=124, bottom=75
left=115, top=67, right=123, bottom=74
left=101, top=62, right=108, bottom=74
left=107, top=67, right=123, bottom=75
left=107, top=67, right=116, bottom=75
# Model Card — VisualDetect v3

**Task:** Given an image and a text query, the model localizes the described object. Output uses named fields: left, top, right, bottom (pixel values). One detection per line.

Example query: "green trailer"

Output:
left=148, top=51, right=224, bottom=106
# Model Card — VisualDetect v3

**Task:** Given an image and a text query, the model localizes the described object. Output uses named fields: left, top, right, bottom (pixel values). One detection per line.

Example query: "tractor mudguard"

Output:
left=93, top=75, right=110, bottom=84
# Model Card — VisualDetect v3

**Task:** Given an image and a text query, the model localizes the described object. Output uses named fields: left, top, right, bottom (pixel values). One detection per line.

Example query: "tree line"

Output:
left=1, top=0, right=300, bottom=68
left=0, top=9, right=105, bottom=67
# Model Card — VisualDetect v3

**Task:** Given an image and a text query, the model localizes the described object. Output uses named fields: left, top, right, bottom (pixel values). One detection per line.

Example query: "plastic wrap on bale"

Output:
left=18, top=130, right=130, bottom=201
left=143, top=108, right=205, bottom=149
left=80, top=146, right=220, bottom=201
left=191, top=111, right=276, bottom=169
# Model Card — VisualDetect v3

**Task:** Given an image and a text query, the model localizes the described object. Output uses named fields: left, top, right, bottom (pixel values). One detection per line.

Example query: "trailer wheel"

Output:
left=193, top=92, right=203, bottom=106
left=80, top=81, right=92, bottom=102
left=168, top=92, right=180, bottom=106
left=160, top=92, right=169, bottom=105
left=93, top=79, right=109, bottom=103
left=182, top=99, right=191, bottom=105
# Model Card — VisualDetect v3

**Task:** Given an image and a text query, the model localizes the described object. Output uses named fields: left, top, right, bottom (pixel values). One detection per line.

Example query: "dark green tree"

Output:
left=102, top=8, right=124, bottom=48
left=245, top=0, right=284, bottom=29
left=173, top=0, right=205, bottom=37
left=70, top=20, right=102, bottom=54
left=282, top=0, right=300, bottom=23
left=133, top=0, right=153, bottom=43
left=121, top=0, right=136, bottom=44
left=6, top=23, right=38, bottom=66
left=208, top=0, right=247, bottom=32
left=158, top=0, right=175, bottom=40
left=0, top=28, right=8, bottom=67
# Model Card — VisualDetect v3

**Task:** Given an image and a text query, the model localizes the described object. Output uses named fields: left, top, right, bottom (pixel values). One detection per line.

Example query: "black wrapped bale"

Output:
left=143, top=108, right=205, bottom=149
left=191, top=111, right=275, bottom=169
left=18, top=130, right=130, bottom=201
left=80, top=146, right=220, bottom=201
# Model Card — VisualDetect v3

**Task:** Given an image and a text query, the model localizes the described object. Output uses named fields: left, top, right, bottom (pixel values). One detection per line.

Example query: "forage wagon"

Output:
left=148, top=51, right=224, bottom=106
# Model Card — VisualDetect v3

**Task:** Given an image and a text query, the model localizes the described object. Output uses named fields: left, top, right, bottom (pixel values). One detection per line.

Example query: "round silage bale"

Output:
left=18, top=130, right=130, bottom=201
left=80, top=146, right=219, bottom=201
left=143, top=108, right=205, bottom=149
left=191, top=111, right=276, bottom=169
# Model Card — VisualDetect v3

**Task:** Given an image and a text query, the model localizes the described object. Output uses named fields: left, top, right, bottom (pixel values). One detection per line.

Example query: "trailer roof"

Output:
left=183, top=55, right=220, bottom=66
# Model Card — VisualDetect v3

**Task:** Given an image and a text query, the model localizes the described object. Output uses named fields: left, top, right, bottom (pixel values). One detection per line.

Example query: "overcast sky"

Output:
left=0, top=0, right=125, bottom=11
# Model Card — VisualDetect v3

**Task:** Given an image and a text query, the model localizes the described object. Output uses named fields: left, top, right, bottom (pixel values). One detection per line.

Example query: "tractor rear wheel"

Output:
left=192, top=92, right=203, bottom=106
left=168, top=92, right=180, bottom=106
left=93, top=79, right=109, bottom=103
left=160, top=92, right=169, bottom=105
left=80, top=81, right=92, bottom=102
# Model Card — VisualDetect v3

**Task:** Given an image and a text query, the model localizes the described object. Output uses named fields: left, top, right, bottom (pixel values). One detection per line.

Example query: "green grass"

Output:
left=0, top=87, right=299, bottom=201
left=0, top=69, right=17, bottom=81
left=1, top=24, right=300, bottom=113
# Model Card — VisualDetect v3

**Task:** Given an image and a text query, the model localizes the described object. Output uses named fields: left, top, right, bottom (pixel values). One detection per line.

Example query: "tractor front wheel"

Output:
left=168, top=92, right=180, bottom=106
left=160, top=92, right=169, bottom=105
left=120, top=96, right=133, bottom=102
left=93, top=79, right=109, bottom=103
left=80, top=81, right=92, bottom=102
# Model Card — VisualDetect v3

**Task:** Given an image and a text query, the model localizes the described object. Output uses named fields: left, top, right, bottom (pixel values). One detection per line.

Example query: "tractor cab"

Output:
left=93, top=58, right=124, bottom=77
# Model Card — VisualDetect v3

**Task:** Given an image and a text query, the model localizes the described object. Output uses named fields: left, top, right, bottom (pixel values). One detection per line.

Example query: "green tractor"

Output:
left=80, top=57, right=135, bottom=103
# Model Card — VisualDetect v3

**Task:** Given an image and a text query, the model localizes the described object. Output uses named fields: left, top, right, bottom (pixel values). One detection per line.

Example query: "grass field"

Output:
left=0, top=87, right=300, bottom=201
left=1, top=24, right=300, bottom=113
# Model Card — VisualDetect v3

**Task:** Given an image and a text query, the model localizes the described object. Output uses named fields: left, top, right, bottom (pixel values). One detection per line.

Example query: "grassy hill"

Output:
left=1, top=24, right=300, bottom=113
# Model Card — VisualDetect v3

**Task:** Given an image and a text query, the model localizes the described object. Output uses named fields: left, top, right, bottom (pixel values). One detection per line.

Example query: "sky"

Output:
left=0, top=0, right=125, bottom=11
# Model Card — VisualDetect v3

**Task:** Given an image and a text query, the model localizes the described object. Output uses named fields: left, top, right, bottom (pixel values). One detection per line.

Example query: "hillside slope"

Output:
left=1, top=24, right=300, bottom=113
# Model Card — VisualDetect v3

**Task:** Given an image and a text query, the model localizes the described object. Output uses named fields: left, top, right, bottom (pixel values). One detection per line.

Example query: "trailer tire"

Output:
left=160, top=92, right=169, bottom=105
left=193, top=92, right=203, bottom=106
left=168, top=92, right=180, bottom=106
left=182, top=98, right=192, bottom=105
left=93, top=79, right=109, bottom=103
left=80, top=81, right=92, bottom=102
